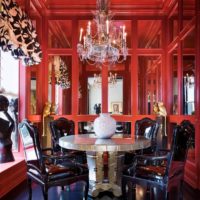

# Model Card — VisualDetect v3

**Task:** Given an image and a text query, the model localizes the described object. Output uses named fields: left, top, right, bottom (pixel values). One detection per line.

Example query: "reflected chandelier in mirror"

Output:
left=49, top=56, right=70, bottom=89
left=93, top=72, right=117, bottom=87
left=77, top=0, right=127, bottom=67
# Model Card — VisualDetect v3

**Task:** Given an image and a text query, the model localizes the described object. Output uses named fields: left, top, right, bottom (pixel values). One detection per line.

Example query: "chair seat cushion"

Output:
left=124, top=164, right=167, bottom=183
left=28, top=162, right=88, bottom=182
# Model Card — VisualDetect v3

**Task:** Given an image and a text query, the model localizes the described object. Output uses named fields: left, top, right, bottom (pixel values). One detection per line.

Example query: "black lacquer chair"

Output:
left=135, top=117, right=159, bottom=153
left=49, top=117, right=87, bottom=164
left=124, top=117, right=159, bottom=165
left=122, top=120, right=194, bottom=200
left=18, top=119, right=89, bottom=200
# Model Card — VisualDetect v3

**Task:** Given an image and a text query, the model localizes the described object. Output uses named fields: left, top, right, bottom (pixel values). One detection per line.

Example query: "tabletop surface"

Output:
left=59, top=134, right=151, bottom=152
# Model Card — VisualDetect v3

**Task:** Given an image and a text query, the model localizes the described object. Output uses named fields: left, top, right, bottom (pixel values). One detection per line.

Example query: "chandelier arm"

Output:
left=86, top=59, right=96, bottom=66
left=117, top=57, right=126, bottom=64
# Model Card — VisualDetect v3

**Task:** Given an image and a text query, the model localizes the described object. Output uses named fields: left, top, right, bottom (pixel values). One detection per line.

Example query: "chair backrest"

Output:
left=18, top=119, right=45, bottom=171
left=49, top=117, right=75, bottom=151
left=135, top=117, right=158, bottom=140
left=172, top=120, right=194, bottom=162
left=157, top=122, right=193, bottom=183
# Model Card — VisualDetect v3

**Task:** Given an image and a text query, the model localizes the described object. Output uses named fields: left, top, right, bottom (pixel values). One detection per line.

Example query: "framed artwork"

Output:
left=111, top=102, right=122, bottom=114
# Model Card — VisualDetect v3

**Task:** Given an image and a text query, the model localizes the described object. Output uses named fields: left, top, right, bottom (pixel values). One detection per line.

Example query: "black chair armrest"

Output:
left=133, top=153, right=170, bottom=162
left=27, top=163, right=42, bottom=174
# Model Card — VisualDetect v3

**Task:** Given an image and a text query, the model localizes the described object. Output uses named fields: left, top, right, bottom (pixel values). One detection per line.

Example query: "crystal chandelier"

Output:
left=77, top=0, right=127, bottom=67
left=93, top=72, right=117, bottom=87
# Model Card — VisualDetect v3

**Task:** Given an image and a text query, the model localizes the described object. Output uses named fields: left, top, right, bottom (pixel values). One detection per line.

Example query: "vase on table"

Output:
left=94, top=113, right=116, bottom=139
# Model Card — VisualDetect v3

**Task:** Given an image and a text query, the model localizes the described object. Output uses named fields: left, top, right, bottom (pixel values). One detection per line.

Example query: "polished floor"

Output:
left=2, top=180, right=200, bottom=200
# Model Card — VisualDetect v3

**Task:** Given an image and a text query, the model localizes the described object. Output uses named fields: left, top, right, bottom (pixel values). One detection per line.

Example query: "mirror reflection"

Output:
left=48, top=20, right=72, bottom=48
left=138, top=56, right=162, bottom=114
left=169, top=5, right=178, bottom=42
left=108, top=76, right=123, bottom=114
left=88, top=76, right=102, bottom=114
left=48, top=55, right=71, bottom=115
left=79, top=62, right=102, bottom=115
left=30, top=71, right=37, bottom=114
left=138, top=20, right=162, bottom=48
left=172, top=49, right=178, bottom=115
left=78, top=121, right=131, bottom=134
left=183, top=55, right=195, bottom=115
left=183, top=0, right=195, bottom=30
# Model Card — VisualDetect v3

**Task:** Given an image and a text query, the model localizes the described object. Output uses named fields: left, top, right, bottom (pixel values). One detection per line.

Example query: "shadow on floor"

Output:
left=1, top=181, right=200, bottom=200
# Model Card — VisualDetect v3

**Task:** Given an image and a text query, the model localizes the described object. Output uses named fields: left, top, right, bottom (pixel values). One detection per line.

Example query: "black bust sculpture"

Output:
left=94, top=103, right=101, bottom=114
left=0, top=95, right=15, bottom=163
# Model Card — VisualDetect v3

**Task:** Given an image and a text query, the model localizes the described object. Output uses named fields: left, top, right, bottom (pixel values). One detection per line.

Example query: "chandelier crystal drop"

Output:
left=77, top=0, right=127, bottom=67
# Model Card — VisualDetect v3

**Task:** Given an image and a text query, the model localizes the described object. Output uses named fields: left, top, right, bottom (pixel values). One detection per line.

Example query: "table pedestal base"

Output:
left=86, top=151, right=124, bottom=197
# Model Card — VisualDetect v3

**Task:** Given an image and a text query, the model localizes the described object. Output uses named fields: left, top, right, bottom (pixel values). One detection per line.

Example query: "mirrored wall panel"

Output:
left=182, top=55, right=195, bottom=115
left=108, top=57, right=131, bottom=115
left=48, top=55, right=72, bottom=115
left=138, top=20, right=162, bottom=48
left=78, top=121, right=94, bottom=134
left=30, top=71, right=37, bottom=114
left=138, top=56, right=162, bottom=114
left=112, top=20, right=132, bottom=48
left=172, top=49, right=178, bottom=115
left=79, top=63, right=102, bottom=115
left=183, top=0, right=195, bottom=30
left=108, top=75, right=123, bottom=114
left=48, top=20, right=72, bottom=48
left=183, top=28, right=195, bottom=48
left=78, top=121, right=131, bottom=135
left=169, top=5, right=178, bottom=43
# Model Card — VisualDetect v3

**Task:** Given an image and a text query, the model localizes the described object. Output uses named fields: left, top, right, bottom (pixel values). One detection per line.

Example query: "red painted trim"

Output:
left=47, top=49, right=73, bottom=55
left=71, top=19, right=79, bottom=134
left=102, top=67, right=108, bottom=113
left=131, top=20, right=138, bottom=115
left=195, top=0, right=200, bottom=189
left=41, top=17, right=49, bottom=108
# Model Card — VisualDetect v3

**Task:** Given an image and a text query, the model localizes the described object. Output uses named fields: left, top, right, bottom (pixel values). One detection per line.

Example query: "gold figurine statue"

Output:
left=153, top=102, right=159, bottom=115
left=158, top=101, right=167, bottom=117
left=42, top=101, right=51, bottom=136
left=50, top=103, right=56, bottom=115
left=154, top=101, right=167, bottom=136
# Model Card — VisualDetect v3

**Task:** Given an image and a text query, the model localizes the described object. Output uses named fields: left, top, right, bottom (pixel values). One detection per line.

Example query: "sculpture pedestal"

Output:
left=0, top=142, right=14, bottom=163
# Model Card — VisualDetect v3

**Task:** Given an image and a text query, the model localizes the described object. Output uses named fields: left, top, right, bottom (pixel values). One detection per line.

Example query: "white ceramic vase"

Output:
left=94, top=113, right=116, bottom=139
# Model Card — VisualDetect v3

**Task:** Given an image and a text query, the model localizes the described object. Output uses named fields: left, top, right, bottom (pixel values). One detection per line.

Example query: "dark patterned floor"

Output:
left=1, top=181, right=200, bottom=200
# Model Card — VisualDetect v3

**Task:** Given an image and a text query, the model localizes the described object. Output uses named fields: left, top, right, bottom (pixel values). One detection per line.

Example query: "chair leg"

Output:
left=84, top=179, right=89, bottom=200
left=179, top=180, right=184, bottom=200
left=27, top=178, right=32, bottom=200
left=127, top=181, right=135, bottom=200
left=145, top=186, right=151, bottom=200
left=122, top=179, right=127, bottom=200
left=42, top=186, right=48, bottom=200
left=163, top=190, right=168, bottom=200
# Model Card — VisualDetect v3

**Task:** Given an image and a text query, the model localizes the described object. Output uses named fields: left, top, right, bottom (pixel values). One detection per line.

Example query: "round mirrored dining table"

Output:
left=59, top=134, right=151, bottom=197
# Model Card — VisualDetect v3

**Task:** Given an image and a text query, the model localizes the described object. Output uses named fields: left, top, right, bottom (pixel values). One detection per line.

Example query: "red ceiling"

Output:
left=12, top=0, right=193, bottom=17
left=26, top=0, right=172, bottom=16
left=43, top=0, right=165, bottom=7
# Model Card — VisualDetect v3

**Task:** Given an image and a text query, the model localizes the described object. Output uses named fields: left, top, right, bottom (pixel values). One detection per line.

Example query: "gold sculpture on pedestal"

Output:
left=153, top=101, right=167, bottom=136
left=42, top=102, right=51, bottom=136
